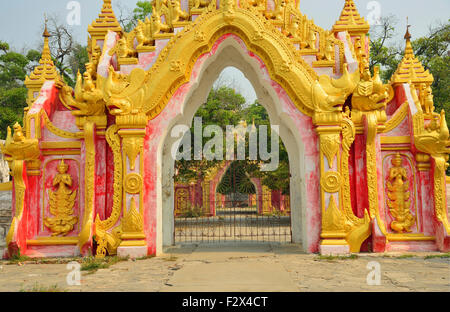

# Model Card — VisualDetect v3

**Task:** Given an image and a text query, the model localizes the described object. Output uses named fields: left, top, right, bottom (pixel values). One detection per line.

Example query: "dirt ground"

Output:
left=0, top=244, right=448, bottom=292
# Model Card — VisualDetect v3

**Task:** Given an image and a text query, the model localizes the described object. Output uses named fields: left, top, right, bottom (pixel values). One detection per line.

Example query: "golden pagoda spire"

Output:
left=24, top=16, right=59, bottom=108
left=332, top=0, right=370, bottom=35
left=40, top=17, right=52, bottom=63
left=390, top=19, right=434, bottom=87
left=88, top=0, right=122, bottom=45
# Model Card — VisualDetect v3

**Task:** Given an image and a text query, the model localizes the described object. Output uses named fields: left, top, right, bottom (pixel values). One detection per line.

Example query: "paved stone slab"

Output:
left=161, top=261, right=298, bottom=292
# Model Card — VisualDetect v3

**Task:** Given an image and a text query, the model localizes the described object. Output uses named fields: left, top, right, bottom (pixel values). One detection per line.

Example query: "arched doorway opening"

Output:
left=157, top=34, right=319, bottom=254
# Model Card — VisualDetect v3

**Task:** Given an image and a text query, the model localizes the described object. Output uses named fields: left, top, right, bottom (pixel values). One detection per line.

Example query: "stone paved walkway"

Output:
left=0, top=244, right=448, bottom=292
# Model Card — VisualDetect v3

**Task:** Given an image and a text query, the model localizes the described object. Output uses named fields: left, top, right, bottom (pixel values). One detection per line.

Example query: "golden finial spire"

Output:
left=24, top=15, right=59, bottom=107
left=43, top=15, right=50, bottom=38
left=404, top=17, right=411, bottom=41
left=390, top=18, right=434, bottom=87
left=332, top=0, right=370, bottom=35
left=88, top=0, right=122, bottom=42
left=40, top=14, right=52, bottom=62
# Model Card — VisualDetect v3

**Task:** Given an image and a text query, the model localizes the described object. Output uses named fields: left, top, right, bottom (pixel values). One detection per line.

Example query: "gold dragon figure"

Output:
left=352, top=61, right=390, bottom=112
left=312, top=64, right=360, bottom=113
left=104, top=66, right=150, bottom=116
left=94, top=217, right=123, bottom=258
left=386, top=153, right=415, bottom=233
left=58, top=71, right=106, bottom=117
left=44, top=159, right=78, bottom=236
left=415, top=109, right=450, bottom=157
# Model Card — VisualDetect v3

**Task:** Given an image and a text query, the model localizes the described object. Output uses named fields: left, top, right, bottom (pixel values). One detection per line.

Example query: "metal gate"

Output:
left=174, top=162, right=292, bottom=244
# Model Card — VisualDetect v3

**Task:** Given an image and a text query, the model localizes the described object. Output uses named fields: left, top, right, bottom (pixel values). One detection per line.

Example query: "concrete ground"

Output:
left=0, top=243, right=448, bottom=292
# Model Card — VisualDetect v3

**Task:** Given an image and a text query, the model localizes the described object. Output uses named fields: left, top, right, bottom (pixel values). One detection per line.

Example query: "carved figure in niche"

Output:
left=44, top=160, right=78, bottom=236
left=386, top=153, right=415, bottom=233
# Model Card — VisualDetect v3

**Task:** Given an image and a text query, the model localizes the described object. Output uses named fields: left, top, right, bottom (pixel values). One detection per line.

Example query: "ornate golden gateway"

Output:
left=1, top=0, right=449, bottom=258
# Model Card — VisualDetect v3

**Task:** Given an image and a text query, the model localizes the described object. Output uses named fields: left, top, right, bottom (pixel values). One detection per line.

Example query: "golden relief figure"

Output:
left=110, top=33, right=137, bottom=59
left=175, top=188, right=189, bottom=214
left=386, top=154, right=415, bottom=233
left=44, top=160, right=78, bottom=236
left=419, top=83, right=435, bottom=116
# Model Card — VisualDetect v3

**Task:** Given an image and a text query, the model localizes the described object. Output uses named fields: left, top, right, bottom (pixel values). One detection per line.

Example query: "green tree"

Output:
left=370, top=20, right=449, bottom=117
left=68, top=43, right=89, bottom=79
left=121, top=1, right=154, bottom=32
left=175, top=86, right=291, bottom=193
left=0, top=41, right=40, bottom=138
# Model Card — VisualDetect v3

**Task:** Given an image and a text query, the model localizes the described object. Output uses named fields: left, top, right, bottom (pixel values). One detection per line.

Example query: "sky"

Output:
left=0, top=0, right=448, bottom=103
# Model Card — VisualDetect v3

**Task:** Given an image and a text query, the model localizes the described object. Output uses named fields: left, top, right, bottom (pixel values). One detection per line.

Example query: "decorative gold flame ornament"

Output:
left=44, top=160, right=78, bottom=236
left=386, top=154, right=415, bottom=233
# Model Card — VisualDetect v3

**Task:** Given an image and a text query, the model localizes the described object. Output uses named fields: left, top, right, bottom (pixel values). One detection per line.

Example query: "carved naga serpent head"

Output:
left=104, top=66, right=149, bottom=116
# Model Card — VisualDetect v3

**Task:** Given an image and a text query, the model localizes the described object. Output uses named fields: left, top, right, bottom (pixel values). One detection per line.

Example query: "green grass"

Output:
left=316, top=254, right=359, bottom=261
left=20, top=282, right=65, bottom=292
left=136, top=255, right=155, bottom=261
left=424, top=253, right=450, bottom=260
left=7, top=247, right=31, bottom=264
left=80, top=256, right=129, bottom=273
left=7, top=256, right=81, bottom=265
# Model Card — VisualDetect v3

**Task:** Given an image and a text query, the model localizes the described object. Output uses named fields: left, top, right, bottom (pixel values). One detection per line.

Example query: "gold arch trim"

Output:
left=384, top=102, right=409, bottom=133
left=41, top=111, right=79, bottom=139
left=138, top=8, right=317, bottom=119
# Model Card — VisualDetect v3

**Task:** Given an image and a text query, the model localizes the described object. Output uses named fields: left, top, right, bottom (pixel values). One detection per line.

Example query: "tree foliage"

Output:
left=117, top=1, right=153, bottom=32
left=174, top=85, right=290, bottom=193
left=0, top=41, right=40, bottom=138
left=370, top=19, right=449, bottom=122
